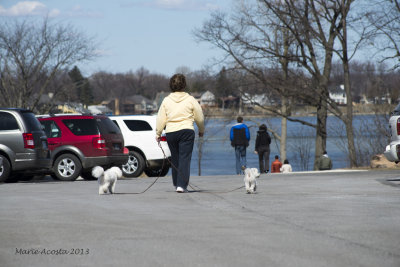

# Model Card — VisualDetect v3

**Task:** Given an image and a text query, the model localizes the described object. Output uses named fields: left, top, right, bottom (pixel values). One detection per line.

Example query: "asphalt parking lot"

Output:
left=0, top=169, right=399, bottom=267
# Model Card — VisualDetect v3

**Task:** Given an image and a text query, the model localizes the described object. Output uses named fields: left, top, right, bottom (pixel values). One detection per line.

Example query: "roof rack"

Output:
left=36, top=112, right=93, bottom=118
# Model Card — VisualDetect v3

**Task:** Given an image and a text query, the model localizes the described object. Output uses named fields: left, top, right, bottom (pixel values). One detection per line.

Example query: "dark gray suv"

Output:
left=0, top=108, right=51, bottom=182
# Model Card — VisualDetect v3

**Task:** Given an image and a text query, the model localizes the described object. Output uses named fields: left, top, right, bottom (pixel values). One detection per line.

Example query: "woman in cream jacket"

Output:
left=156, top=74, right=204, bottom=193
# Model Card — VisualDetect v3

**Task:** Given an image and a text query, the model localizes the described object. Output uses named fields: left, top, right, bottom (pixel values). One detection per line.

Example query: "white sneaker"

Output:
left=176, top=187, right=185, bottom=193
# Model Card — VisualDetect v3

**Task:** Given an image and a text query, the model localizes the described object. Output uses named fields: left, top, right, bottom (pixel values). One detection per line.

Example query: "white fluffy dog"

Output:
left=92, top=166, right=122, bottom=195
left=243, top=167, right=260, bottom=194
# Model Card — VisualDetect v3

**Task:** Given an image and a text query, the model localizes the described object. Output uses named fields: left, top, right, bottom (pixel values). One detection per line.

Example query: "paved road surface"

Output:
left=0, top=169, right=399, bottom=267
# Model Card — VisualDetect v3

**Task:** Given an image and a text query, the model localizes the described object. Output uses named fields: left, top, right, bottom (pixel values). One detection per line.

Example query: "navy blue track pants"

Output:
left=166, top=129, right=195, bottom=189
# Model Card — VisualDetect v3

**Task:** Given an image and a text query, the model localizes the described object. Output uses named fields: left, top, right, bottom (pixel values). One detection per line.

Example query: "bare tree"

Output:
left=90, top=68, right=169, bottom=103
left=194, top=1, right=302, bottom=163
left=186, top=69, right=215, bottom=94
left=329, top=0, right=358, bottom=167
left=288, top=128, right=314, bottom=171
left=195, top=0, right=348, bottom=169
left=365, top=0, right=400, bottom=69
left=330, top=106, right=391, bottom=166
left=0, top=18, right=97, bottom=111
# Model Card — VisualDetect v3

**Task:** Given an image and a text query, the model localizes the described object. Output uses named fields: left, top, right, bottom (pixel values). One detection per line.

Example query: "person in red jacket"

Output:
left=271, top=155, right=283, bottom=173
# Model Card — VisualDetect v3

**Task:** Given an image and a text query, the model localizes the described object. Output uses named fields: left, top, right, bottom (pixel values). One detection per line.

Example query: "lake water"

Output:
left=185, top=115, right=387, bottom=176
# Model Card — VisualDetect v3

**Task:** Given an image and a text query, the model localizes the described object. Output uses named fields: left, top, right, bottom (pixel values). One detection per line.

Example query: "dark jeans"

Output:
left=235, top=145, right=247, bottom=174
left=257, top=147, right=270, bottom=173
left=166, top=129, right=195, bottom=189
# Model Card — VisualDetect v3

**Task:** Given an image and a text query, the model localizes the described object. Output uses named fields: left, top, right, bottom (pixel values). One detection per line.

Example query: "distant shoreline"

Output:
left=203, top=111, right=388, bottom=119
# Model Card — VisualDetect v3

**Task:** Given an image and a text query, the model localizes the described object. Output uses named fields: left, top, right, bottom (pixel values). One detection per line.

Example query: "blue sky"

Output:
left=0, top=0, right=231, bottom=76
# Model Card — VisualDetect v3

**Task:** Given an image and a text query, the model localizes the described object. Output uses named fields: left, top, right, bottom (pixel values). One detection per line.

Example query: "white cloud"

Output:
left=155, top=0, right=185, bottom=8
left=0, top=2, right=100, bottom=18
left=64, top=5, right=103, bottom=18
left=127, top=0, right=220, bottom=11
left=48, top=9, right=60, bottom=17
left=94, top=49, right=113, bottom=56
left=0, top=1, right=60, bottom=17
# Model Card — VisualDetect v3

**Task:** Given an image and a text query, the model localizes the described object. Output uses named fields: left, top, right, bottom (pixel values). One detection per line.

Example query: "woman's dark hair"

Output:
left=284, top=159, right=289, bottom=164
left=259, top=124, right=267, bottom=130
left=169, top=74, right=186, bottom=92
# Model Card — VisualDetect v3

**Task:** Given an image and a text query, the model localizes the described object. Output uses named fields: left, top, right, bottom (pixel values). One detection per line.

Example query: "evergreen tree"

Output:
left=81, top=79, right=94, bottom=107
left=215, top=67, right=235, bottom=108
left=68, top=66, right=94, bottom=108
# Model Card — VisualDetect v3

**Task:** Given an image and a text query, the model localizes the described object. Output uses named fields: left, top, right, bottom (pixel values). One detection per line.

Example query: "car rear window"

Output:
left=21, top=111, right=43, bottom=131
left=63, top=119, right=99, bottom=136
left=97, top=118, right=121, bottom=134
left=124, top=120, right=153, bottom=131
left=0, top=112, right=19, bottom=130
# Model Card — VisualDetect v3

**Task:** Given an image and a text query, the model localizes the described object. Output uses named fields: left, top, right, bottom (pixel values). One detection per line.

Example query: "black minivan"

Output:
left=0, top=108, right=51, bottom=182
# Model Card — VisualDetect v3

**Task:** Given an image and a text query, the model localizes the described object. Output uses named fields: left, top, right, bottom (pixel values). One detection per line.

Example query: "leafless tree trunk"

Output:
left=280, top=97, right=288, bottom=161
left=335, top=0, right=357, bottom=167
left=197, top=137, right=204, bottom=176
left=278, top=27, right=291, bottom=161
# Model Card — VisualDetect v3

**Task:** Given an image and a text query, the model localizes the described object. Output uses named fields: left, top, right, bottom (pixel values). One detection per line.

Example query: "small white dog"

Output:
left=92, top=166, right=122, bottom=195
left=243, top=167, right=260, bottom=194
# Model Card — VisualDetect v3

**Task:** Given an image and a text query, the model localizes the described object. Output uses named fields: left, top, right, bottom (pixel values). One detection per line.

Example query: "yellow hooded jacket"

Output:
left=156, top=92, right=205, bottom=138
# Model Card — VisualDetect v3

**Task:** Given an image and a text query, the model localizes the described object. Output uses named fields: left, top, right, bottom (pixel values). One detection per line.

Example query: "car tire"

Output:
left=53, top=154, right=82, bottom=181
left=0, top=156, right=11, bottom=183
left=122, top=151, right=145, bottom=178
left=144, top=165, right=170, bottom=177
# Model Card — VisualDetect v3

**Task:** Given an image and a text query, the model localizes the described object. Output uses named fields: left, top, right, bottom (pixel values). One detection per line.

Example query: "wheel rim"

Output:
left=0, top=165, right=3, bottom=176
left=122, top=154, right=138, bottom=174
left=57, top=158, right=76, bottom=178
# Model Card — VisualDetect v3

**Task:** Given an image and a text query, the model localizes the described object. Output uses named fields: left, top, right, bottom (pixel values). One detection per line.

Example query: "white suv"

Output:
left=384, top=103, right=400, bottom=163
left=109, top=115, right=171, bottom=177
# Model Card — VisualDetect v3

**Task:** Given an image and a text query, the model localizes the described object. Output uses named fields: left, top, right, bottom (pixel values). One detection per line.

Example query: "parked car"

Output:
left=384, top=103, right=400, bottom=163
left=109, top=115, right=171, bottom=177
left=0, top=108, right=51, bottom=182
left=37, top=114, right=128, bottom=181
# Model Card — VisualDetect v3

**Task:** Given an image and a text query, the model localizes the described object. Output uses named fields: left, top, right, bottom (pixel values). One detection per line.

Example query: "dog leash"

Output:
left=158, top=141, right=245, bottom=194
left=128, top=173, right=162, bottom=194
left=123, top=141, right=244, bottom=194
left=124, top=146, right=165, bottom=194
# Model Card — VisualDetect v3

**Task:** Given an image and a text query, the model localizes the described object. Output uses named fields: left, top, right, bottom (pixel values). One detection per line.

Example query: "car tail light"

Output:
left=397, top=118, right=400, bottom=136
left=92, top=137, right=106, bottom=149
left=23, top=133, right=35, bottom=149
left=160, top=136, right=167, bottom=142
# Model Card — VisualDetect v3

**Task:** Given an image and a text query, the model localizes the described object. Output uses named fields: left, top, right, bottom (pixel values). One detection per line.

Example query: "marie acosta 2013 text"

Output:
left=15, top=248, right=89, bottom=255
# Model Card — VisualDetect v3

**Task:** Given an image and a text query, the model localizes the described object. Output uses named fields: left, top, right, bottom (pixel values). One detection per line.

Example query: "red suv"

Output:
left=38, top=114, right=127, bottom=181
